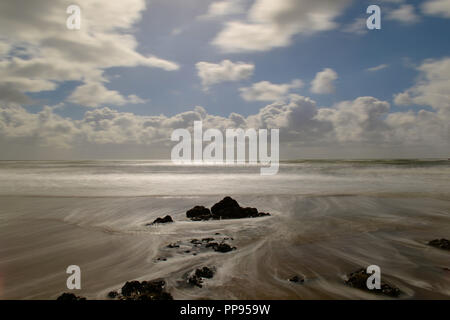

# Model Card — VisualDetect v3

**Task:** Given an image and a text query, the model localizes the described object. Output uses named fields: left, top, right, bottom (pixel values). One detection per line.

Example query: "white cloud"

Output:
left=310, top=68, right=338, bottom=94
left=394, top=57, right=450, bottom=113
left=239, top=79, right=303, bottom=101
left=0, top=0, right=179, bottom=107
left=0, top=84, right=33, bottom=105
left=212, top=0, right=352, bottom=52
left=386, top=4, right=420, bottom=24
left=366, top=64, right=389, bottom=72
left=1, top=90, right=449, bottom=158
left=422, top=0, right=450, bottom=18
left=196, top=60, right=254, bottom=89
left=317, top=97, right=390, bottom=143
left=67, top=82, right=146, bottom=108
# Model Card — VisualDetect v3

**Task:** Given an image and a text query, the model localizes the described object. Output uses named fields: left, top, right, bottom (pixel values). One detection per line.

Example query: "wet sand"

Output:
left=0, top=194, right=449, bottom=300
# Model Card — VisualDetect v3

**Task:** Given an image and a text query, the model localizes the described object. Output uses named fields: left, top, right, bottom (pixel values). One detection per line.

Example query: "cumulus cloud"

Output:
left=394, top=57, right=450, bottom=113
left=310, top=68, right=338, bottom=94
left=67, top=82, right=146, bottom=107
left=212, top=0, right=352, bottom=52
left=317, top=97, right=390, bottom=143
left=386, top=4, right=420, bottom=24
left=196, top=60, right=254, bottom=89
left=422, top=0, right=450, bottom=18
left=0, top=84, right=33, bottom=105
left=2, top=89, right=448, bottom=159
left=0, top=0, right=179, bottom=107
left=239, top=79, right=303, bottom=101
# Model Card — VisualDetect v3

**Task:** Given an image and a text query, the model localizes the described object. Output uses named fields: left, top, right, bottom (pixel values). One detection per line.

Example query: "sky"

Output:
left=0, top=0, right=449, bottom=160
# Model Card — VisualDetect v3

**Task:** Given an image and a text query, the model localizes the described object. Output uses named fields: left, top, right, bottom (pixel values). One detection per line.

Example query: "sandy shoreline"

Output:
left=0, top=194, right=449, bottom=300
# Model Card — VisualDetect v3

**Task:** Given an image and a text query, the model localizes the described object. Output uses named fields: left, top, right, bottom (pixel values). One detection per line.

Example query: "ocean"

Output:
left=0, top=160, right=449, bottom=299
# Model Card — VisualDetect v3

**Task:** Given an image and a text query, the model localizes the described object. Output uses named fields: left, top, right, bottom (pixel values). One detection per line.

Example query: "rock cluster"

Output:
left=108, top=280, right=173, bottom=300
left=428, top=238, right=450, bottom=250
left=56, top=293, right=86, bottom=301
left=186, top=197, right=270, bottom=221
left=345, top=269, right=401, bottom=297
left=188, top=267, right=215, bottom=288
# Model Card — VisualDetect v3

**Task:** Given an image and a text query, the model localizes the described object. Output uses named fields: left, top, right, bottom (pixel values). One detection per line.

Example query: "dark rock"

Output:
left=195, top=267, right=215, bottom=279
left=202, top=238, right=214, bottom=243
left=211, top=197, right=271, bottom=220
left=211, top=197, right=242, bottom=219
left=205, top=242, right=219, bottom=248
left=188, top=275, right=203, bottom=288
left=345, top=269, right=401, bottom=297
left=289, top=276, right=304, bottom=283
left=56, top=293, right=86, bottom=301
left=186, top=206, right=212, bottom=221
left=213, top=243, right=235, bottom=253
left=186, top=197, right=271, bottom=221
left=147, top=215, right=174, bottom=225
left=188, top=267, right=215, bottom=288
left=107, top=291, right=119, bottom=299
left=204, top=241, right=235, bottom=252
left=120, top=280, right=173, bottom=300
left=167, top=243, right=179, bottom=248
left=428, top=238, right=450, bottom=250
left=191, top=239, right=202, bottom=245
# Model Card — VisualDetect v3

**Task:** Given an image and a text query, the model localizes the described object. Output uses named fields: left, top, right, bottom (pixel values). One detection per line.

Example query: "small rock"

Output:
left=289, top=276, right=304, bottom=283
left=147, top=215, right=174, bottom=225
left=428, top=238, right=450, bottom=250
left=107, top=291, right=118, bottom=299
left=205, top=242, right=219, bottom=248
left=120, top=280, right=173, bottom=300
left=56, top=293, right=86, bottom=301
left=167, top=243, right=180, bottom=248
left=188, top=274, right=203, bottom=288
left=202, top=238, right=214, bottom=242
left=213, top=243, right=235, bottom=253
left=345, top=268, right=401, bottom=297
left=188, top=267, right=215, bottom=288
left=195, top=267, right=215, bottom=279
left=186, top=206, right=212, bottom=221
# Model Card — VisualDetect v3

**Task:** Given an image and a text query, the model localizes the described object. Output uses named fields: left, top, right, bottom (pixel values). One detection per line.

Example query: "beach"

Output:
left=0, top=160, right=449, bottom=299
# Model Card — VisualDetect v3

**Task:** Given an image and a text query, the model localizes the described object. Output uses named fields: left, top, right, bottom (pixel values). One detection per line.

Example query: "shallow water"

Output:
left=0, top=160, right=449, bottom=299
